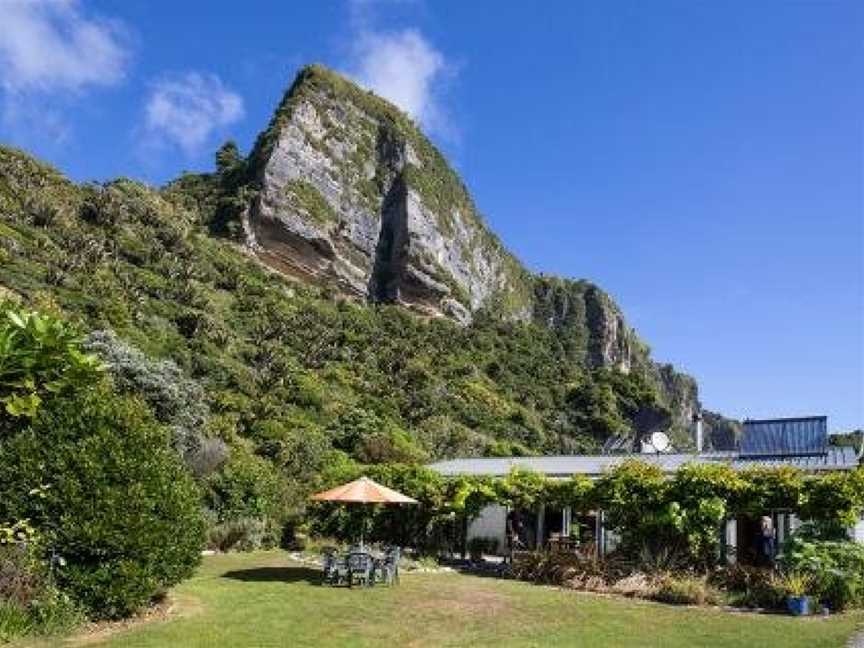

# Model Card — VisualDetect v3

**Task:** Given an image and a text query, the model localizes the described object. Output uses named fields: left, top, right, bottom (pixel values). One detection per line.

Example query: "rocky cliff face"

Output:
left=532, top=276, right=638, bottom=371
left=245, top=65, right=702, bottom=442
left=530, top=275, right=700, bottom=439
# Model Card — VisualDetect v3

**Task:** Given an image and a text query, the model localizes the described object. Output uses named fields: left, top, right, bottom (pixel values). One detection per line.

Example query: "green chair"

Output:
left=347, top=552, right=374, bottom=588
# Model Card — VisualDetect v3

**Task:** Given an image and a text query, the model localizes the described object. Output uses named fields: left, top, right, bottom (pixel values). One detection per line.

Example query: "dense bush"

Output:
left=653, top=574, right=723, bottom=606
left=594, top=460, right=671, bottom=554
left=664, top=464, right=744, bottom=565
left=779, top=536, right=864, bottom=611
left=0, top=386, right=205, bottom=619
left=83, top=330, right=228, bottom=477
left=800, top=470, right=864, bottom=539
left=0, top=305, right=101, bottom=422
left=204, top=447, right=290, bottom=550
left=709, top=565, right=784, bottom=609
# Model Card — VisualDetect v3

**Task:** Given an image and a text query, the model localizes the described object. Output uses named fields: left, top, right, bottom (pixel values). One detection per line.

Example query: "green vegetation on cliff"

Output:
left=0, top=144, right=682, bottom=528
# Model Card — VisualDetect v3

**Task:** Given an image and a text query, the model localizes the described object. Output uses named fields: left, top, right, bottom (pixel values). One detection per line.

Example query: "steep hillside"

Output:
left=241, top=65, right=699, bottom=437
left=0, top=65, right=713, bottom=489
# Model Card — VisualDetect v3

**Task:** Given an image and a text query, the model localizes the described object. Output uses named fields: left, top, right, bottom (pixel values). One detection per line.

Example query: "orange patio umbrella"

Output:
left=311, top=476, right=417, bottom=548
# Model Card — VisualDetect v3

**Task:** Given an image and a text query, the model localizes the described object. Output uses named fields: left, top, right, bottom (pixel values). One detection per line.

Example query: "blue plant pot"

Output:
left=787, top=596, right=811, bottom=616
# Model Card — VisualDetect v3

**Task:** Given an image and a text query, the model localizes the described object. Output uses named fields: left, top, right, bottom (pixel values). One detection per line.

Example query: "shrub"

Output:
left=799, top=469, right=864, bottom=539
left=24, top=587, right=85, bottom=638
left=633, top=545, right=689, bottom=574
left=83, top=330, right=228, bottom=477
left=0, top=601, right=30, bottom=643
left=205, top=448, right=288, bottom=524
left=0, top=305, right=101, bottom=422
left=512, top=551, right=590, bottom=585
left=512, top=550, right=621, bottom=588
left=0, top=386, right=205, bottom=619
left=774, top=571, right=812, bottom=598
left=594, top=461, right=669, bottom=554
left=709, top=565, right=784, bottom=609
left=780, top=536, right=864, bottom=611
left=0, top=531, right=85, bottom=641
left=653, top=574, right=723, bottom=606
left=0, top=542, right=41, bottom=608
left=207, top=517, right=270, bottom=552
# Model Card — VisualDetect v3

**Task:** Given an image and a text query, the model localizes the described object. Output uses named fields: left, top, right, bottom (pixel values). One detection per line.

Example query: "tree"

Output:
left=0, top=385, right=205, bottom=619
left=215, top=141, right=244, bottom=183
left=83, top=330, right=227, bottom=477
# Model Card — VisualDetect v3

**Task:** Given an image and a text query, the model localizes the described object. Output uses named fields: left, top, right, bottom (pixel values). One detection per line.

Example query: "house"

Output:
left=427, top=415, right=863, bottom=562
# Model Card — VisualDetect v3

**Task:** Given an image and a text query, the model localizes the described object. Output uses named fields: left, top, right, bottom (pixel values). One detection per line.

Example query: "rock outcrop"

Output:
left=246, top=65, right=532, bottom=323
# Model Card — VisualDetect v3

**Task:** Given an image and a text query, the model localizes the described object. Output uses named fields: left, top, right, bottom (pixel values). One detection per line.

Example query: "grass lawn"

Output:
left=27, top=552, right=864, bottom=648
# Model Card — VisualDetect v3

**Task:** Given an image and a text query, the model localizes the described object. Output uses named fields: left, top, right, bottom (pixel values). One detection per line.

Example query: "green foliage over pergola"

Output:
left=307, top=459, right=864, bottom=567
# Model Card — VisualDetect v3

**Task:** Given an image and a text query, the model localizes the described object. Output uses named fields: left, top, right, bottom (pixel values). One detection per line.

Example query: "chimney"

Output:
left=693, top=411, right=704, bottom=453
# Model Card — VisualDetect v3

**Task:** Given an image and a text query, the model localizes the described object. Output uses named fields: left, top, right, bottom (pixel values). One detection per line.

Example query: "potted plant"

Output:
left=782, top=572, right=813, bottom=616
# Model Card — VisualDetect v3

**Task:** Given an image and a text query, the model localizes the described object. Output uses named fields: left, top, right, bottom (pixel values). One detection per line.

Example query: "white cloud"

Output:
left=348, top=28, right=450, bottom=134
left=0, top=0, right=129, bottom=93
left=144, top=73, right=244, bottom=155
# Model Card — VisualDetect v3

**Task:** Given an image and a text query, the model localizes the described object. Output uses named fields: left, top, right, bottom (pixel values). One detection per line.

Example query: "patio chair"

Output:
left=377, top=546, right=401, bottom=586
left=321, top=548, right=348, bottom=586
left=347, top=552, right=374, bottom=588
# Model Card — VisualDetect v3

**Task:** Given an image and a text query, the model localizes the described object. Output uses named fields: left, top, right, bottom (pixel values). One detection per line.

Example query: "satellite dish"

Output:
left=650, top=431, right=670, bottom=453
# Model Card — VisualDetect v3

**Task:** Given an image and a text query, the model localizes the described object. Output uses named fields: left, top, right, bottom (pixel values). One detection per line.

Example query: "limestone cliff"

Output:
left=246, top=65, right=532, bottom=324
left=244, top=65, right=702, bottom=441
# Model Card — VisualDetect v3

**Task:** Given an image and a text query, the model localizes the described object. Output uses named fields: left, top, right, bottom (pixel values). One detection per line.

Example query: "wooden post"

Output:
left=536, top=505, right=545, bottom=550
left=460, top=514, right=468, bottom=560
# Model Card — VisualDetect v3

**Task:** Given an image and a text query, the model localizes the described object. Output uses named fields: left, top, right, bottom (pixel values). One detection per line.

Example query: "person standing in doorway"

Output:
left=757, top=515, right=776, bottom=567
left=506, top=509, right=525, bottom=562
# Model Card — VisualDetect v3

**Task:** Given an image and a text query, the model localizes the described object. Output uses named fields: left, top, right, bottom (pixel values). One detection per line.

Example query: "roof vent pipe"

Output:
left=693, top=411, right=704, bottom=454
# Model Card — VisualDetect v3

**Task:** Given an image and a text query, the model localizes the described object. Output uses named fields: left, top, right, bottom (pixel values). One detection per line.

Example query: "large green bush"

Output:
left=665, top=464, right=745, bottom=564
left=83, top=330, right=228, bottom=478
left=800, top=469, right=864, bottom=539
left=204, top=446, right=291, bottom=550
left=0, top=386, right=205, bottom=619
left=595, top=460, right=670, bottom=554
left=780, top=536, right=864, bottom=611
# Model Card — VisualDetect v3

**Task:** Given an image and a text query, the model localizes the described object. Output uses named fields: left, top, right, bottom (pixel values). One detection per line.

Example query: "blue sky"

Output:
left=1, top=1, right=861, bottom=431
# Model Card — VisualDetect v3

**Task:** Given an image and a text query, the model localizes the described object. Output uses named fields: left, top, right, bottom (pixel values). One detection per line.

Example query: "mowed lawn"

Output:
left=34, top=552, right=864, bottom=648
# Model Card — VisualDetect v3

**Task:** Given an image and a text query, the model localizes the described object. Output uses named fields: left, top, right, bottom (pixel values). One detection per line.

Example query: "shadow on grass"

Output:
left=221, top=566, right=322, bottom=584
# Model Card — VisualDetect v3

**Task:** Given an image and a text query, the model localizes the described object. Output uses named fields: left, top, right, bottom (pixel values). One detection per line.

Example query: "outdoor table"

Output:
left=328, top=548, right=398, bottom=587
left=548, top=537, right=581, bottom=553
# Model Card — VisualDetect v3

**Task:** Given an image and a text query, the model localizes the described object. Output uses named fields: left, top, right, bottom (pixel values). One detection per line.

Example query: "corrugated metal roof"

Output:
left=740, top=416, right=827, bottom=457
left=732, top=446, right=858, bottom=471
left=427, top=446, right=859, bottom=478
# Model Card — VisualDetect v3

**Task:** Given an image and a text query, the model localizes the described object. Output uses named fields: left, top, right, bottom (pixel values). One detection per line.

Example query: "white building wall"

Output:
left=724, top=518, right=737, bottom=564
left=788, top=513, right=802, bottom=535
left=851, top=517, right=864, bottom=544
left=467, top=504, right=507, bottom=555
